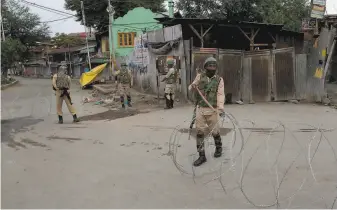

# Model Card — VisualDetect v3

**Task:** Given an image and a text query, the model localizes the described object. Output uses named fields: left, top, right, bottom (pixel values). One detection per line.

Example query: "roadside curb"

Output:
left=1, top=80, right=19, bottom=90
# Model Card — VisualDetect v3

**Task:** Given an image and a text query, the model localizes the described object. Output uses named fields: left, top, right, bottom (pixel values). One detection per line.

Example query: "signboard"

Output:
left=311, top=0, right=326, bottom=19
left=130, top=34, right=149, bottom=65
left=301, top=18, right=316, bottom=30
left=313, top=0, right=326, bottom=6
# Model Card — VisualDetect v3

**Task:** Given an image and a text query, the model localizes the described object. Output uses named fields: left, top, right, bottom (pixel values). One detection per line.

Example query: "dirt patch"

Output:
left=47, top=136, right=82, bottom=142
left=7, top=141, right=27, bottom=149
left=79, top=109, right=149, bottom=121
left=242, top=127, right=333, bottom=133
left=82, top=85, right=186, bottom=118
left=21, top=138, right=48, bottom=148
left=1, top=117, right=44, bottom=149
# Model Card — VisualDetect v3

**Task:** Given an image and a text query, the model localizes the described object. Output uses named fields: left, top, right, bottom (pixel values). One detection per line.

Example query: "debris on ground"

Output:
left=80, top=85, right=184, bottom=121
left=82, top=97, right=102, bottom=103
left=236, top=100, right=244, bottom=105
left=321, top=96, right=331, bottom=106
left=289, top=99, right=299, bottom=104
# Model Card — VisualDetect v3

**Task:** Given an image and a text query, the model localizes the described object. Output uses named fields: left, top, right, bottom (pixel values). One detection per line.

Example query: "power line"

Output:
left=40, top=16, right=74, bottom=23
left=19, top=0, right=76, bottom=17
left=19, top=0, right=167, bottom=19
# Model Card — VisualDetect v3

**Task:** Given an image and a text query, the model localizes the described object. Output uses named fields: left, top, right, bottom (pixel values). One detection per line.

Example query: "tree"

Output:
left=176, top=0, right=262, bottom=22
left=64, top=0, right=166, bottom=33
left=176, top=0, right=310, bottom=31
left=51, top=33, right=84, bottom=48
left=1, top=0, right=50, bottom=75
left=1, top=0, right=50, bottom=46
left=256, top=0, right=310, bottom=31
left=1, top=38, right=27, bottom=75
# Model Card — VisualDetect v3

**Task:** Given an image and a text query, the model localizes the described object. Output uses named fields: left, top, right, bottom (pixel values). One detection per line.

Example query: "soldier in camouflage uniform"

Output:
left=115, top=62, right=133, bottom=108
left=52, top=65, right=79, bottom=124
left=189, top=57, right=225, bottom=167
left=161, top=59, right=178, bottom=109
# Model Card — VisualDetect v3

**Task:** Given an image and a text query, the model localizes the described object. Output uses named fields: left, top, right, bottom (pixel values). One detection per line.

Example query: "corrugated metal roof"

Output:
left=49, top=44, right=95, bottom=54
left=155, top=17, right=284, bottom=30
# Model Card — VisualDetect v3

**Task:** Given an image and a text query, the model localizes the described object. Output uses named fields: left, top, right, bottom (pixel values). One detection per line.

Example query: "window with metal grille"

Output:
left=118, top=32, right=136, bottom=47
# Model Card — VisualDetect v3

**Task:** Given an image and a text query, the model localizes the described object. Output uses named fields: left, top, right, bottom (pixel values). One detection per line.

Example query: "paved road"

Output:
left=2, top=78, right=337, bottom=208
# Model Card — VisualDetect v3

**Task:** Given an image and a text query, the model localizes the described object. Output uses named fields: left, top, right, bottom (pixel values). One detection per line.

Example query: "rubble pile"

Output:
left=82, top=87, right=164, bottom=110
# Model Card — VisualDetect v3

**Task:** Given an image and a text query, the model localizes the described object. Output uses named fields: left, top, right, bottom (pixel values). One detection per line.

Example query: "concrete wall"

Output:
left=130, top=24, right=187, bottom=99
left=306, top=27, right=336, bottom=101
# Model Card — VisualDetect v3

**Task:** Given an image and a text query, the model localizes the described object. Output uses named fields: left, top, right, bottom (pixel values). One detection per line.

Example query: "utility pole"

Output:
left=107, top=0, right=115, bottom=75
left=1, top=14, right=5, bottom=41
left=46, top=46, right=51, bottom=76
left=68, top=44, right=72, bottom=76
left=168, top=0, right=174, bottom=18
left=81, top=1, right=92, bottom=70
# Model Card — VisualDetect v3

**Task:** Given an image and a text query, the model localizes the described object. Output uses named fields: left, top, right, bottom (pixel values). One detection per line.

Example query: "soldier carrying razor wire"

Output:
left=188, top=56, right=225, bottom=167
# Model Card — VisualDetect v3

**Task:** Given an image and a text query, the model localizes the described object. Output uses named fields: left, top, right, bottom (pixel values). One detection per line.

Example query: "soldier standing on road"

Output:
left=161, top=59, right=178, bottom=109
left=52, top=65, right=80, bottom=124
left=188, top=57, right=225, bottom=167
left=115, top=62, right=133, bottom=109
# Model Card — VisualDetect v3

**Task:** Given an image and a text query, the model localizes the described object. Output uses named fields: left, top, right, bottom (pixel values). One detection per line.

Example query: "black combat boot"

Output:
left=164, top=94, right=171, bottom=109
left=73, top=114, right=80, bottom=123
left=193, top=134, right=207, bottom=167
left=127, top=95, right=132, bottom=107
left=213, top=134, right=222, bottom=158
left=121, top=96, right=125, bottom=109
left=169, top=94, right=174, bottom=108
left=58, top=115, right=63, bottom=124
left=193, top=148, right=207, bottom=167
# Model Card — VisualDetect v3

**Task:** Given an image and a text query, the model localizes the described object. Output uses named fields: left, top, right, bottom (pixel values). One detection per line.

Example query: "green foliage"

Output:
left=1, top=38, right=27, bottom=70
left=1, top=0, right=50, bottom=46
left=64, top=0, right=166, bottom=33
left=176, top=0, right=262, bottom=22
left=1, top=0, right=50, bottom=73
left=176, top=0, right=310, bottom=31
left=256, top=0, right=310, bottom=31
left=51, top=33, right=84, bottom=48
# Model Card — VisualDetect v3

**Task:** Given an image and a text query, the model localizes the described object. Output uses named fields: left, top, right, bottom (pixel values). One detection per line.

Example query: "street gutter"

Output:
left=1, top=80, right=19, bottom=90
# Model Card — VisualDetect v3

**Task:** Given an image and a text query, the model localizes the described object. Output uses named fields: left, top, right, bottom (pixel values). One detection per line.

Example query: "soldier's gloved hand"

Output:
left=189, top=84, right=197, bottom=91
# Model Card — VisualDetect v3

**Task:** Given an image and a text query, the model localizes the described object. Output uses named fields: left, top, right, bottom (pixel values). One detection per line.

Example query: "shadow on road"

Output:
left=79, top=109, right=149, bottom=121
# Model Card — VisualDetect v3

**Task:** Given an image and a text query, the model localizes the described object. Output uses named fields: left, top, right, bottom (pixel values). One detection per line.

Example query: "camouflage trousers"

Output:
left=195, top=107, right=220, bottom=145
left=119, top=84, right=131, bottom=97
left=164, top=84, right=176, bottom=100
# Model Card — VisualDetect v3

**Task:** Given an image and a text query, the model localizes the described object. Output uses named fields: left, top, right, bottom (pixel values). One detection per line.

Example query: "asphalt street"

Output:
left=1, top=78, right=337, bottom=209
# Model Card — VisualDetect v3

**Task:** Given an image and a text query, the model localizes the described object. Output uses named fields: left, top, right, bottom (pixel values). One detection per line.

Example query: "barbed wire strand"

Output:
left=167, top=86, right=337, bottom=209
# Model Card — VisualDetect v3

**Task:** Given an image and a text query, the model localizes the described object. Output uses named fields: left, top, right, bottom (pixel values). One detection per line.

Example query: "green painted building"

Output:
left=100, top=7, right=166, bottom=58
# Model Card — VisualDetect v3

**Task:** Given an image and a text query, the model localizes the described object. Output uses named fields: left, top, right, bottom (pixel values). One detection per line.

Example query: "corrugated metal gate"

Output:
left=295, top=54, right=308, bottom=99
left=244, top=50, right=272, bottom=102
left=190, top=47, right=296, bottom=103
left=218, top=50, right=242, bottom=102
left=273, top=48, right=295, bottom=101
